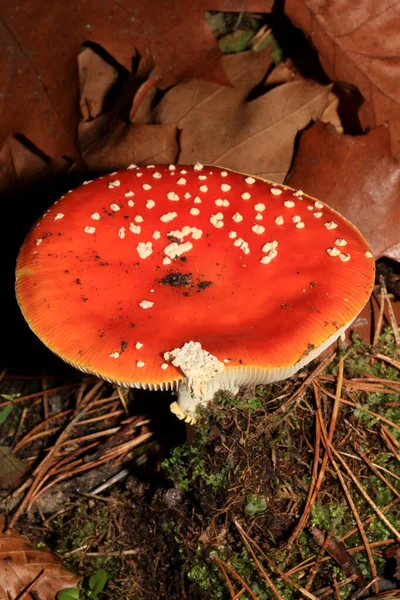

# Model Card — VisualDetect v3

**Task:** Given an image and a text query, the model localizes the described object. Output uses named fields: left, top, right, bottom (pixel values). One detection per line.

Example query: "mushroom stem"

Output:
left=171, top=377, right=240, bottom=422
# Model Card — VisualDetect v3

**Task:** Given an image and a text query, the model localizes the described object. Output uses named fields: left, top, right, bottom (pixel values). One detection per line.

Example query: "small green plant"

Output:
left=0, top=394, right=18, bottom=426
left=57, top=570, right=108, bottom=600
left=244, top=493, right=268, bottom=516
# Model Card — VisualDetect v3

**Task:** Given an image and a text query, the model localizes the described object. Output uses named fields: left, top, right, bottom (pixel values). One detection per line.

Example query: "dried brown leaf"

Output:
left=285, top=0, right=400, bottom=159
left=154, top=49, right=332, bottom=181
left=1, top=0, right=273, bottom=162
left=79, top=116, right=178, bottom=172
left=78, top=48, right=118, bottom=121
left=311, top=527, right=364, bottom=586
left=286, top=122, right=400, bottom=259
left=264, top=59, right=300, bottom=86
left=0, top=136, right=69, bottom=193
left=0, top=515, right=79, bottom=599
left=0, top=447, right=30, bottom=491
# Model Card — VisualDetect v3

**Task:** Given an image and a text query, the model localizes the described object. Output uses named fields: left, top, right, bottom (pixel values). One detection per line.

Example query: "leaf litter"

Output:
left=1, top=4, right=400, bottom=598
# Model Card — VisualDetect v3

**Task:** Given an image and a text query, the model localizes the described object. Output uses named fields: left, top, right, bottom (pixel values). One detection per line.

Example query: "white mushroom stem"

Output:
left=164, top=341, right=235, bottom=419
left=175, top=377, right=240, bottom=415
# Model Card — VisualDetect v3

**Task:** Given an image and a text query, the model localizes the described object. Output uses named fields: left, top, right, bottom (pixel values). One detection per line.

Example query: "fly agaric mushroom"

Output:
left=16, top=164, right=374, bottom=423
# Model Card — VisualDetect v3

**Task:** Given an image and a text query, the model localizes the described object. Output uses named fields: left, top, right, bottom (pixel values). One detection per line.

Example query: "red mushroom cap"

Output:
left=16, top=164, right=374, bottom=396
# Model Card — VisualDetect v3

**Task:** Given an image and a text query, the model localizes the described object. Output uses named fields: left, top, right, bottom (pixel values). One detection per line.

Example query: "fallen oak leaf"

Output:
left=284, top=0, right=400, bottom=160
left=0, top=136, right=69, bottom=193
left=0, top=515, right=79, bottom=599
left=78, top=48, right=121, bottom=122
left=1, top=0, right=274, bottom=163
left=310, top=527, right=364, bottom=586
left=154, top=48, right=333, bottom=181
left=0, top=447, right=30, bottom=491
left=79, top=116, right=178, bottom=172
left=286, top=122, right=400, bottom=260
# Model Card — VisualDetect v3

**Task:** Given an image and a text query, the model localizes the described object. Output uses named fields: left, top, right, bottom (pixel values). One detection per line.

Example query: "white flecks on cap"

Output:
left=35, top=238, right=43, bottom=246
left=262, top=240, right=278, bottom=253
left=335, top=238, right=347, bottom=246
left=194, top=162, right=203, bottom=171
left=295, top=221, right=305, bottom=229
left=146, top=165, right=155, bottom=169
left=137, top=242, right=153, bottom=259
left=180, top=169, right=188, bottom=174
left=153, top=172, right=162, bottom=179
left=314, top=201, right=324, bottom=209
left=184, top=192, right=191, bottom=199
left=365, top=251, right=374, bottom=258
left=232, top=212, right=243, bottom=223
left=160, top=212, right=178, bottom=223
left=275, top=216, right=284, bottom=225
left=191, top=227, right=203, bottom=240
left=255, top=213, right=263, bottom=221
left=136, top=360, right=145, bottom=368
left=83, top=180, right=93, bottom=185
left=198, top=174, right=207, bottom=180
left=307, top=205, right=314, bottom=211
left=241, top=192, right=251, bottom=200
left=228, top=231, right=237, bottom=239
left=127, top=200, right=134, bottom=207
left=84, top=226, right=96, bottom=234
left=118, top=227, right=126, bottom=239
left=110, top=203, right=121, bottom=211
left=127, top=164, right=137, bottom=169
left=292, top=215, right=301, bottom=223
left=177, top=178, right=186, bottom=185
left=135, top=342, right=144, bottom=350
left=190, top=208, right=200, bottom=216
left=139, top=300, right=154, bottom=309
left=161, top=363, right=169, bottom=370
left=252, top=224, right=265, bottom=234
left=125, top=191, right=134, bottom=197
left=134, top=215, right=144, bottom=223
left=221, top=183, right=231, bottom=192
left=129, top=223, right=141, bottom=234
left=109, top=352, right=120, bottom=359
left=193, top=196, right=202, bottom=204
left=284, top=200, right=295, bottom=208
left=313, top=212, right=323, bottom=219
left=163, top=257, right=172, bottom=265
left=167, top=191, right=179, bottom=201
left=153, top=230, right=161, bottom=239
left=164, top=241, right=193, bottom=259
left=327, top=247, right=341, bottom=257
left=164, top=341, right=224, bottom=401
left=245, top=176, right=255, bottom=184
left=168, top=165, right=176, bottom=171
left=136, top=172, right=143, bottom=177
left=168, top=228, right=186, bottom=240
left=270, top=188, right=282, bottom=196
left=260, top=251, right=277, bottom=264
left=339, top=253, right=351, bottom=262
left=215, top=199, right=229, bottom=207
left=54, top=213, right=64, bottom=220
left=254, top=203, right=265, bottom=212
left=146, top=200, right=156, bottom=209
left=220, top=171, right=228, bottom=177
left=293, top=190, right=304, bottom=197
left=325, top=221, right=338, bottom=230
left=108, top=180, right=121, bottom=188
left=233, top=238, right=250, bottom=254
left=210, top=213, right=224, bottom=228
left=142, top=183, right=152, bottom=191
left=199, top=185, right=208, bottom=193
